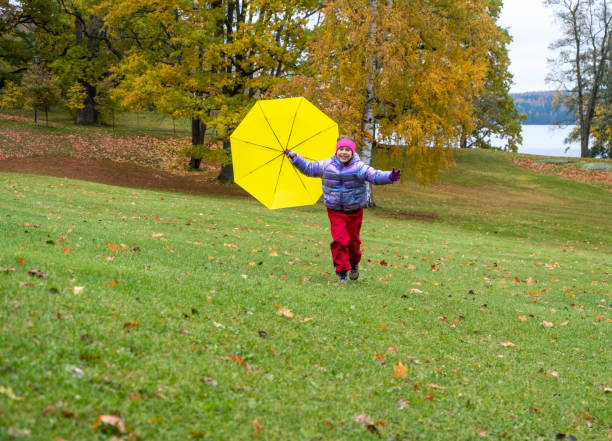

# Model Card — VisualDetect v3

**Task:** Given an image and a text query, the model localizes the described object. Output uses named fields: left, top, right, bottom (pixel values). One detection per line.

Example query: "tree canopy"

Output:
left=0, top=0, right=524, bottom=183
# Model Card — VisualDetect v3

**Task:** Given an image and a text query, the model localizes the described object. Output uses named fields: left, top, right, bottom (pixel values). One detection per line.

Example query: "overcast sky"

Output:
left=498, top=0, right=562, bottom=93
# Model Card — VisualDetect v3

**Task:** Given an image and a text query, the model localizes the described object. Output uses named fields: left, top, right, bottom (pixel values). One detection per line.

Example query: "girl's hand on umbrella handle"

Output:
left=284, top=149, right=296, bottom=159
left=390, top=168, right=401, bottom=182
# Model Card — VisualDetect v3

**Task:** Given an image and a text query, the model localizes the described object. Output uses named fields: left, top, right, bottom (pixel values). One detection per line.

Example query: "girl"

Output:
left=285, top=137, right=401, bottom=284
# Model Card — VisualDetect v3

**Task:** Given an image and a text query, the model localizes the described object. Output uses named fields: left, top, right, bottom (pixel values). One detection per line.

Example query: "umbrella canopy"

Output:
left=230, top=97, right=338, bottom=209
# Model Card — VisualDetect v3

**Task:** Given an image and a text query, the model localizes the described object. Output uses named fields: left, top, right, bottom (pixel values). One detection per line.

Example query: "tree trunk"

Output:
left=34, top=107, right=37, bottom=123
left=460, top=127, right=468, bottom=148
left=76, top=81, right=97, bottom=124
left=217, top=140, right=234, bottom=182
left=190, top=117, right=205, bottom=169
left=45, top=108, right=48, bottom=126
left=360, top=0, right=378, bottom=208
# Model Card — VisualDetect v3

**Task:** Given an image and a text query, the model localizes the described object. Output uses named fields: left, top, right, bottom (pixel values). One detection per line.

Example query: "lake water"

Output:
left=493, top=125, right=581, bottom=157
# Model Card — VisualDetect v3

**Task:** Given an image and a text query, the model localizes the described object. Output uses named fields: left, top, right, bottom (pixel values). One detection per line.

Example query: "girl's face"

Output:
left=336, top=146, right=353, bottom=163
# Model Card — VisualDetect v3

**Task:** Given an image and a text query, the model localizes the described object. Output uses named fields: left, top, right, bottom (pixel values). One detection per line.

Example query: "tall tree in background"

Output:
left=0, top=0, right=62, bottom=88
left=280, top=0, right=503, bottom=206
left=44, top=0, right=123, bottom=124
left=106, top=0, right=319, bottom=176
left=21, top=59, right=62, bottom=124
left=460, top=0, right=525, bottom=152
left=545, top=0, right=612, bottom=157
left=590, top=56, right=612, bottom=157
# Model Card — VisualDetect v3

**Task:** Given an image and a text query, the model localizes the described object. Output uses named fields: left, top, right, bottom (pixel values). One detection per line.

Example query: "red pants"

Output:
left=327, top=208, right=363, bottom=274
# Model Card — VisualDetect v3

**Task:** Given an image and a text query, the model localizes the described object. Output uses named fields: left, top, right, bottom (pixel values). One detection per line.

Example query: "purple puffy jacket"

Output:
left=289, top=152, right=393, bottom=211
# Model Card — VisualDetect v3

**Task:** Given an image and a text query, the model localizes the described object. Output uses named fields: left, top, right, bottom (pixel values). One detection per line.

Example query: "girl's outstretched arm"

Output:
left=357, top=163, right=401, bottom=185
left=285, top=150, right=326, bottom=178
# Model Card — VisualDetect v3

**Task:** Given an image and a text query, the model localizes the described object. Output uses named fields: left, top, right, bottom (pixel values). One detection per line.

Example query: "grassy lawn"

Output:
left=1, top=147, right=610, bottom=440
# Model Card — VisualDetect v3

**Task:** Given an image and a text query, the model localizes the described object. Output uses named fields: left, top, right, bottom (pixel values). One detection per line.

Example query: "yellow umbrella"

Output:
left=230, top=97, right=338, bottom=209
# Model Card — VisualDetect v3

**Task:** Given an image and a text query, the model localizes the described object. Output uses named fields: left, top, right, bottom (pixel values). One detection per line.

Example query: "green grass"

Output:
left=1, top=149, right=611, bottom=440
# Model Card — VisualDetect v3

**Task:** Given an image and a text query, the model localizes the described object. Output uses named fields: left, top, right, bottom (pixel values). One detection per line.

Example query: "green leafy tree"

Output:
left=0, top=0, right=61, bottom=87
left=22, top=60, right=62, bottom=124
left=105, top=0, right=320, bottom=176
left=460, top=0, right=525, bottom=152
left=34, top=0, right=125, bottom=125
left=0, top=80, right=26, bottom=109
left=590, top=63, right=612, bottom=157
left=546, top=0, right=612, bottom=157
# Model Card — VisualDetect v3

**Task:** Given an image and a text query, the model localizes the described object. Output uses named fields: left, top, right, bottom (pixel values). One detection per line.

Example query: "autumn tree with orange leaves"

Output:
left=277, top=0, right=507, bottom=201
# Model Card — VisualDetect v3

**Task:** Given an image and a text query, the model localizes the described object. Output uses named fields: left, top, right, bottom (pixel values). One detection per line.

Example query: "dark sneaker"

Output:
left=338, top=271, right=348, bottom=284
left=349, top=265, right=359, bottom=280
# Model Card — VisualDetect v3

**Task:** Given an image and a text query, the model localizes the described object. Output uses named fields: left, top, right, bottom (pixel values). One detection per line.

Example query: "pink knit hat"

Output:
left=336, top=138, right=355, bottom=154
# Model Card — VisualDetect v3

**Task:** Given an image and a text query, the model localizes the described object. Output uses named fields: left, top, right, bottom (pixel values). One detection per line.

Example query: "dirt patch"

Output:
left=0, top=156, right=246, bottom=198
left=374, top=210, right=439, bottom=221
left=514, top=159, right=612, bottom=189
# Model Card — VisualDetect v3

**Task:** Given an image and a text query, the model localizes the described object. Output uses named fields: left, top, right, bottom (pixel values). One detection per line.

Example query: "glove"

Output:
left=284, top=149, right=296, bottom=159
left=390, top=167, right=401, bottom=182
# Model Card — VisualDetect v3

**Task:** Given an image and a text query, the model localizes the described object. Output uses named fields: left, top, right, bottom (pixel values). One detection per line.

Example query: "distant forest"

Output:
left=511, top=91, right=576, bottom=125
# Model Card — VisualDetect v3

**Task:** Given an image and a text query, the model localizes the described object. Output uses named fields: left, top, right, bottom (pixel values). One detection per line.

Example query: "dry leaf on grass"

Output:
left=92, top=415, right=126, bottom=433
left=273, top=302, right=294, bottom=318
left=393, top=360, right=408, bottom=379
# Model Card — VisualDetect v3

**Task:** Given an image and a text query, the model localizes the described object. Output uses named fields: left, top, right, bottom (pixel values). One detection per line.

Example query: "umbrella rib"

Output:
left=285, top=98, right=303, bottom=151
left=289, top=124, right=338, bottom=151
left=231, top=138, right=282, bottom=153
left=288, top=156, right=312, bottom=196
left=273, top=155, right=286, bottom=197
left=242, top=153, right=284, bottom=179
left=258, top=102, right=285, bottom=150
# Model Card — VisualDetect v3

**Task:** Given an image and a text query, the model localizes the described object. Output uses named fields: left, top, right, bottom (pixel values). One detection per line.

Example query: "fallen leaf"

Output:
left=424, top=393, right=435, bottom=401
left=546, top=370, right=559, bottom=378
left=28, top=269, right=49, bottom=278
left=202, top=377, right=218, bottom=387
left=560, top=321, right=569, bottom=326
left=409, top=288, right=423, bottom=294
left=16, top=257, right=25, bottom=265
left=0, top=386, right=22, bottom=400
left=220, top=354, right=246, bottom=366
left=375, top=353, right=386, bottom=363
left=380, top=260, right=388, bottom=266
left=274, top=302, right=294, bottom=318
left=92, top=415, right=126, bottom=433
left=1, top=267, right=16, bottom=273
left=123, top=322, right=139, bottom=329
left=541, top=320, right=554, bottom=328
left=108, top=281, right=119, bottom=287
left=500, top=341, right=516, bottom=347
left=393, top=360, right=408, bottom=379
left=301, top=317, right=313, bottom=323
left=354, top=414, right=373, bottom=426
left=73, top=286, right=84, bottom=294
left=128, top=392, right=142, bottom=401
left=397, top=399, right=410, bottom=409
left=252, top=419, right=262, bottom=435
left=107, top=243, right=118, bottom=252
left=427, top=383, right=445, bottom=390
left=518, top=316, right=527, bottom=322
